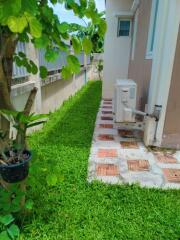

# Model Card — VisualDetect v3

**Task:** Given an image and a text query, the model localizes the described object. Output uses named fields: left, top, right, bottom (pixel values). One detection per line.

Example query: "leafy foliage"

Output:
left=0, top=0, right=107, bottom=79
left=82, top=37, right=93, bottom=55
left=0, top=184, right=34, bottom=240
left=77, top=12, right=106, bottom=53
left=0, top=109, right=48, bottom=163
left=0, top=110, right=48, bottom=133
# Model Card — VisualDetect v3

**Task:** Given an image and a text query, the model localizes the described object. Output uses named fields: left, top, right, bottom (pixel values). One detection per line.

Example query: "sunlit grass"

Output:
left=21, top=81, right=180, bottom=240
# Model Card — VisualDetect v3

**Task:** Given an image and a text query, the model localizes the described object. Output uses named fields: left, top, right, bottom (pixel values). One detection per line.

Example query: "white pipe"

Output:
left=131, top=0, right=140, bottom=13
left=147, top=0, right=180, bottom=146
left=131, top=109, right=147, bottom=117
left=154, top=1, right=180, bottom=145
left=147, top=0, right=169, bottom=114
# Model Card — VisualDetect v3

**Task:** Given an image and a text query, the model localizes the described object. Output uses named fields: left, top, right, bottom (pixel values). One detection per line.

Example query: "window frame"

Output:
left=117, top=18, right=132, bottom=37
left=146, top=0, right=159, bottom=59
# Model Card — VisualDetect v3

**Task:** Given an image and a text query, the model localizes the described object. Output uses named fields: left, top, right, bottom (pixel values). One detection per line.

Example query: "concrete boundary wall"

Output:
left=11, top=66, right=95, bottom=115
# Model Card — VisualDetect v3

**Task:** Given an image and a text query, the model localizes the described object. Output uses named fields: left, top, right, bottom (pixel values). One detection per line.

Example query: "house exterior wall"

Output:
left=128, top=0, right=152, bottom=110
left=162, top=25, right=180, bottom=149
left=103, top=0, right=133, bottom=99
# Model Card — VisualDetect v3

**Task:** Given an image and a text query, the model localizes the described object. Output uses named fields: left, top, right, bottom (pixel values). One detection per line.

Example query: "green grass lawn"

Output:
left=22, top=81, right=180, bottom=240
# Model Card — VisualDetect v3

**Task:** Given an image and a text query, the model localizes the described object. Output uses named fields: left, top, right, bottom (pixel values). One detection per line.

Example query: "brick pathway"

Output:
left=88, top=99, right=180, bottom=189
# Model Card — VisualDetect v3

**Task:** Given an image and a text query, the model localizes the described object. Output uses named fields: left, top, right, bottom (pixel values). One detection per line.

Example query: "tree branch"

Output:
left=16, top=87, right=38, bottom=149
left=23, top=87, right=38, bottom=116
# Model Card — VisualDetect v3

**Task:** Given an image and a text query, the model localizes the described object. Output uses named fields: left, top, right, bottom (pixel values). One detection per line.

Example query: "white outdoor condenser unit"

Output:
left=114, top=79, right=137, bottom=123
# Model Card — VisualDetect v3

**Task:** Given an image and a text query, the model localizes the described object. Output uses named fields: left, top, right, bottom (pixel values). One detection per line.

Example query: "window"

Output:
left=146, top=0, right=159, bottom=59
left=117, top=19, right=131, bottom=37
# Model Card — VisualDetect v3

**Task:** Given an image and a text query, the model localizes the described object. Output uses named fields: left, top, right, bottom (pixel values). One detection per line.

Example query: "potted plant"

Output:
left=0, top=109, right=48, bottom=183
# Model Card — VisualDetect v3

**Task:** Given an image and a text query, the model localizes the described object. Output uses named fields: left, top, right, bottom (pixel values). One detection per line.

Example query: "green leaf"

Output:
left=82, top=37, right=92, bottom=55
left=45, top=49, right=59, bottom=62
left=98, top=19, right=107, bottom=36
left=40, top=66, right=48, bottom=79
left=61, top=66, right=72, bottom=80
left=1, top=203, right=11, bottom=212
left=30, top=60, right=38, bottom=74
left=34, top=35, right=49, bottom=49
left=14, top=56, right=24, bottom=67
left=0, top=214, right=14, bottom=226
left=46, top=174, right=58, bottom=186
left=26, top=63, right=32, bottom=73
left=58, top=41, right=69, bottom=52
left=50, top=0, right=58, bottom=4
left=67, top=55, right=80, bottom=74
left=60, top=32, right=69, bottom=40
left=65, top=0, right=74, bottom=10
left=85, top=8, right=100, bottom=24
left=80, top=0, right=87, bottom=8
left=18, top=51, right=26, bottom=58
left=27, top=121, right=46, bottom=128
left=42, top=5, right=54, bottom=21
left=89, top=0, right=96, bottom=10
left=0, top=231, right=10, bottom=240
left=18, top=32, right=30, bottom=42
left=7, top=16, right=28, bottom=33
left=21, top=0, right=38, bottom=15
left=72, top=36, right=82, bottom=54
left=25, top=199, right=34, bottom=210
left=7, top=224, right=20, bottom=239
left=0, top=0, right=21, bottom=22
left=29, top=113, right=49, bottom=122
left=29, top=17, right=42, bottom=38
left=57, top=22, right=69, bottom=34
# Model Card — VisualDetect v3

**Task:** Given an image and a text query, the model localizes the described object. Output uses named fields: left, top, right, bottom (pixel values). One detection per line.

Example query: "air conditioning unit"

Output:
left=114, top=79, right=137, bottom=123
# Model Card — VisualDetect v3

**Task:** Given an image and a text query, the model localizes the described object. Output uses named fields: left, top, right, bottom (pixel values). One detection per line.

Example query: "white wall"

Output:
left=103, top=0, right=133, bottom=98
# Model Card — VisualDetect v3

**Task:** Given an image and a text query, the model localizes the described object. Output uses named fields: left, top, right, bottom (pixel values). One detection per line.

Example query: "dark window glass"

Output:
left=150, top=0, right=159, bottom=51
left=118, top=20, right=131, bottom=37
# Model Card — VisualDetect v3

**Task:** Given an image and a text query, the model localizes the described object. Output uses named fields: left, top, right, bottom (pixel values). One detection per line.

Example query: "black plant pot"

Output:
left=0, top=150, right=32, bottom=183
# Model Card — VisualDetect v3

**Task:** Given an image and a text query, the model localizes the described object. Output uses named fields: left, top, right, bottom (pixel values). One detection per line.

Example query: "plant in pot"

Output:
left=0, top=109, right=48, bottom=183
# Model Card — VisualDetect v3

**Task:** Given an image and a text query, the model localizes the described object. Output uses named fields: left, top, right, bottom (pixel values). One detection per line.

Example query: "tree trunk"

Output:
left=16, top=87, right=38, bottom=149
left=0, top=60, right=12, bottom=140
left=0, top=36, right=17, bottom=138
left=23, top=87, right=38, bottom=116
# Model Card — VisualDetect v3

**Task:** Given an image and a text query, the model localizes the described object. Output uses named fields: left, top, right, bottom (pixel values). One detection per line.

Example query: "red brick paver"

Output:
left=102, top=106, right=112, bottom=109
left=120, top=141, right=139, bottom=149
left=128, top=160, right=150, bottom=171
left=101, top=116, right=113, bottom=121
left=155, top=152, right=177, bottom=163
left=103, top=101, right=112, bottom=105
left=99, top=124, right=113, bottom=129
left=102, top=111, right=113, bottom=115
left=97, top=149, right=118, bottom=158
left=103, top=98, right=112, bottom=101
left=118, top=129, right=134, bottom=138
left=98, top=134, right=114, bottom=141
left=163, top=169, right=180, bottom=183
left=96, top=164, right=119, bottom=176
